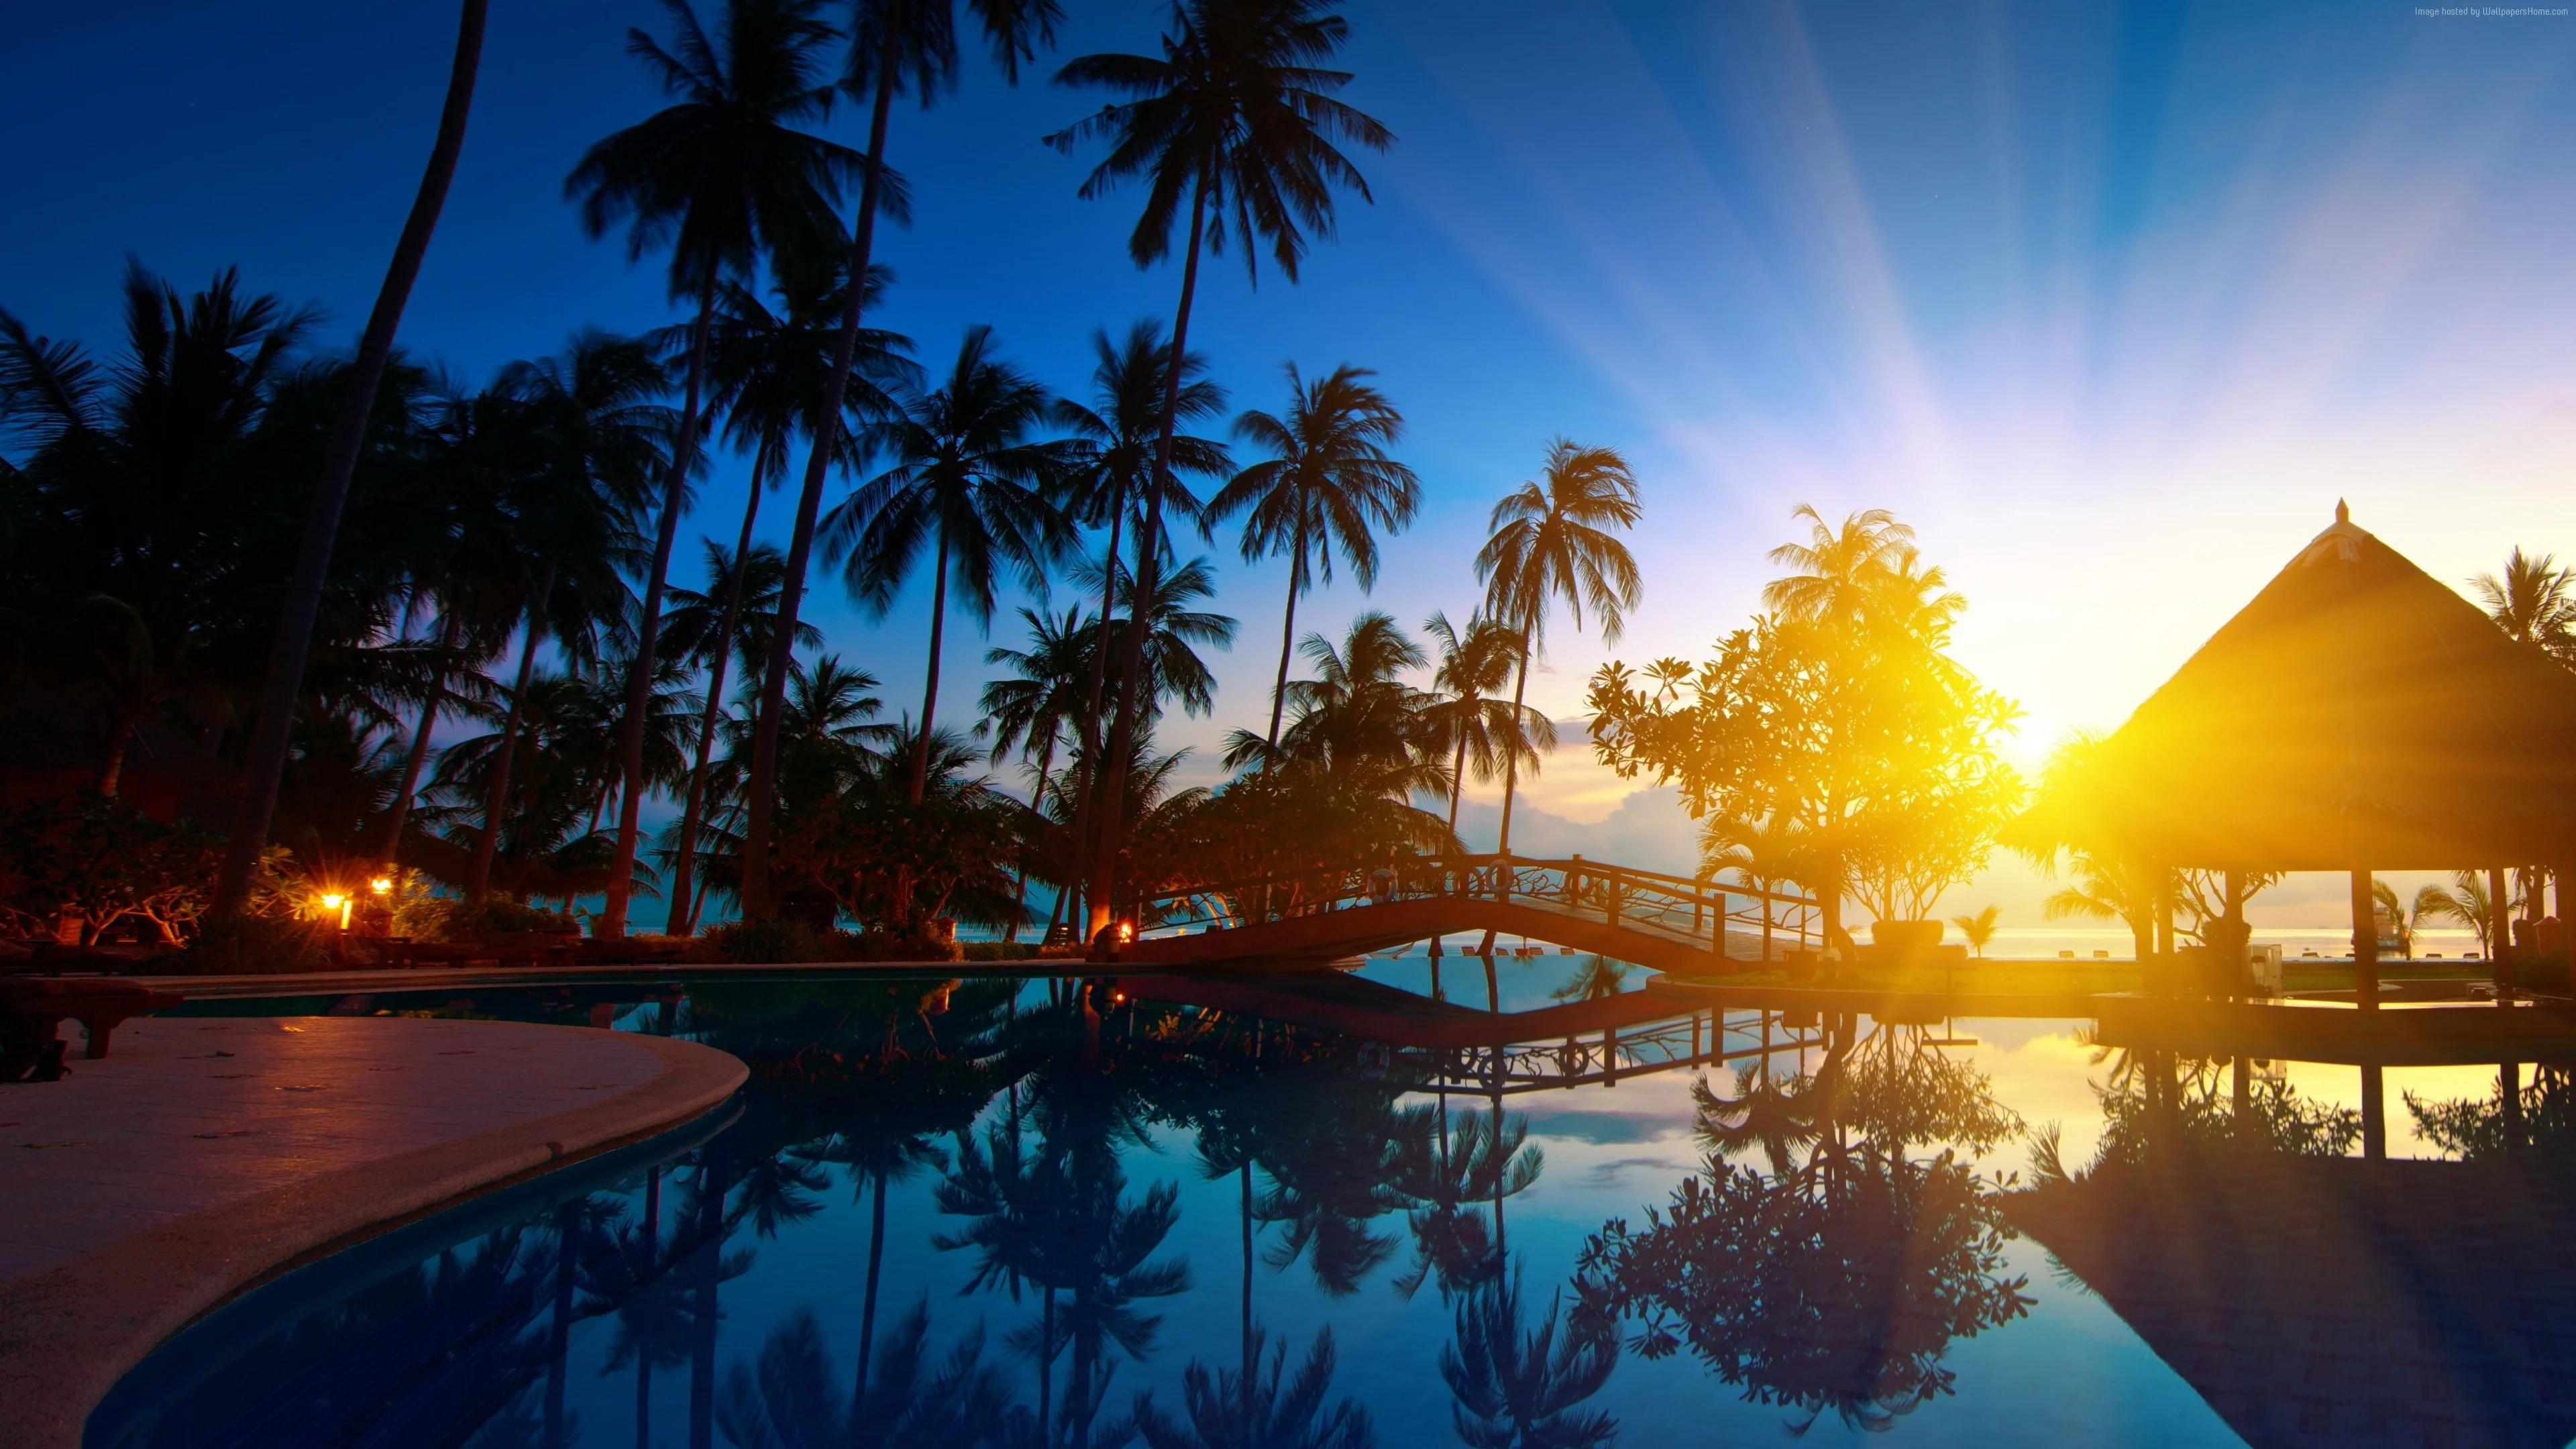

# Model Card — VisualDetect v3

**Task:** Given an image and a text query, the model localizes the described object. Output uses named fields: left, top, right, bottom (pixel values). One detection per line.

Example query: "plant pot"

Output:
left=1870, top=919, right=1944, bottom=969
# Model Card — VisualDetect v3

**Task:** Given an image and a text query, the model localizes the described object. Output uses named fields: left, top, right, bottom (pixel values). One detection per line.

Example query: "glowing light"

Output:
left=1117, top=921, right=1134, bottom=943
left=319, top=892, right=352, bottom=930
left=369, top=877, right=392, bottom=895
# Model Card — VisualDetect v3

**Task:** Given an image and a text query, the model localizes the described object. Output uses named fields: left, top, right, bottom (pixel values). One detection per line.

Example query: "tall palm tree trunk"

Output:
left=1038, top=1285, right=1057, bottom=1434
left=634, top=1358, right=653, bottom=1449
left=908, top=533, right=951, bottom=802
left=690, top=1144, right=727, bottom=1449
left=1064, top=499, right=1126, bottom=943
left=470, top=566, right=555, bottom=900
left=215, top=0, right=488, bottom=918
left=1090, top=174, right=1209, bottom=943
left=97, top=700, right=150, bottom=797
left=1492, top=633, right=1533, bottom=875
left=1445, top=733, right=1468, bottom=843
left=382, top=611, right=464, bottom=869
left=603, top=262, right=719, bottom=937
left=546, top=1201, right=578, bottom=1449
left=742, top=42, right=896, bottom=918
left=1265, top=531, right=1305, bottom=746
left=1008, top=745, right=1054, bottom=943
left=665, top=457, right=770, bottom=934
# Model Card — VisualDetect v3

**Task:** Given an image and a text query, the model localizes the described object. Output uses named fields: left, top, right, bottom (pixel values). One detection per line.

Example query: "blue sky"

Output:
left=11, top=0, right=2575, bottom=922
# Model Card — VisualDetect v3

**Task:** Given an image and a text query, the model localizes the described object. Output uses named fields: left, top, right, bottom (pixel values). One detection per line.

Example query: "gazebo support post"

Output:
left=2231, top=1055, right=2251, bottom=1143
left=2350, top=867, right=2379, bottom=1010
left=2560, top=855, right=2576, bottom=986
left=2360, top=1065, right=2386, bottom=1159
left=2153, top=868, right=2176, bottom=994
left=2491, top=865, right=2514, bottom=1003
left=2502, top=1061, right=2524, bottom=1152
left=2223, top=868, right=2245, bottom=1000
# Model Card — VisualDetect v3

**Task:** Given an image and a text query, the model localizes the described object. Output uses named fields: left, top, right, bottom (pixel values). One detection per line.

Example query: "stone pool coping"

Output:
left=0, top=1018, right=745, bottom=1449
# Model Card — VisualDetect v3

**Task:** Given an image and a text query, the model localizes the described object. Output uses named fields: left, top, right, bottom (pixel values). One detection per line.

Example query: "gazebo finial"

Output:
left=2336, top=498, right=2350, bottom=525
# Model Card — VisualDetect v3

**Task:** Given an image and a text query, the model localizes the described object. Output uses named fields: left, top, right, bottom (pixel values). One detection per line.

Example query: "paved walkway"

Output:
left=0, top=1014, right=744, bottom=1449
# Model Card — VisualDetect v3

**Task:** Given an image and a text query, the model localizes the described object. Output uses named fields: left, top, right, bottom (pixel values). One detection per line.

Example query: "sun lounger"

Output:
left=1, top=978, right=182, bottom=1081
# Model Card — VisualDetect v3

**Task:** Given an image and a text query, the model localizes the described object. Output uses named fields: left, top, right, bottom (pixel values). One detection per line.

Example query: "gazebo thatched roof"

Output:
left=2012, top=503, right=2576, bottom=871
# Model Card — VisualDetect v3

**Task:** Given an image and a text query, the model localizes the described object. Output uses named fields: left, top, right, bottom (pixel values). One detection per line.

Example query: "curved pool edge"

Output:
left=0, top=1026, right=747, bottom=1449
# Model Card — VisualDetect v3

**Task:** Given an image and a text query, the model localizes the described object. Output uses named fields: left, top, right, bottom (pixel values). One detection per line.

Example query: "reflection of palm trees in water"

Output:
left=1441, top=1269, right=1617, bottom=1449
left=2409, top=1063, right=2576, bottom=1161
left=714, top=1301, right=1038, bottom=1449
left=1576, top=1024, right=2032, bottom=1432
left=1385, top=1102, right=1541, bottom=1301
left=1131, top=1326, right=1375, bottom=1449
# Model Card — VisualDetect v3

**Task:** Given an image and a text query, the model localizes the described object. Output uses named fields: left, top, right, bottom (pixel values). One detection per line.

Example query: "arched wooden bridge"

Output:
left=1106, top=852, right=1817, bottom=975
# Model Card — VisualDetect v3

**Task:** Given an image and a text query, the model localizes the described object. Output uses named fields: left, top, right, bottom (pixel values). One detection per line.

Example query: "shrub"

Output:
left=696, top=916, right=837, bottom=964
left=0, top=791, right=225, bottom=945
left=404, top=896, right=579, bottom=943
left=174, top=913, right=333, bottom=975
left=961, top=941, right=1036, bottom=963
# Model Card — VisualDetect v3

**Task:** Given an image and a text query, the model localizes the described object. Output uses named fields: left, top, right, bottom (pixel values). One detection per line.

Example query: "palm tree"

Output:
left=739, top=0, right=1062, bottom=920
left=1440, top=1271, right=1618, bottom=1449
left=467, top=335, right=669, bottom=899
left=216, top=0, right=489, bottom=916
left=2373, top=877, right=2416, bottom=960
left=1230, top=612, right=1433, bottom=789
left=2471, top=547, right=2576, bottom=665
left=1385, top=1104, right=1540, bottom=1301
left=1055, top=321, right=1230, bottom=926
left=1210, top=364, right=1419, bottom=746
left=659, top=540, right=822, bottom=930
left=568, top=0, right=869, bottom=937
left=1049, top=0, right=1395, bottom=943
left=1474, top=441, right=1641, bottom=865
left=1701, top=814, right=1809, bottom=965
left=1760, top=505, right=1911, bottom=626
left=983, top=604, right=1091, bottom=939
left=1420, top=612, right=1550, bottom=845
left=2416, top=869, right=2510, bottom=959
left=821, top=325, right=1073, bottom=801
left=2043, top=852, right=2157, bottom=962
left=660, top=268, right=913, bottom=931
left=1949, top=904, right=2000, bottom=959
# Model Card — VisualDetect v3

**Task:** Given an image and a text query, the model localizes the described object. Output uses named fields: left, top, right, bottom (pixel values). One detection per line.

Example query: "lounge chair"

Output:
left=1, top=978, right=182, bottom=1081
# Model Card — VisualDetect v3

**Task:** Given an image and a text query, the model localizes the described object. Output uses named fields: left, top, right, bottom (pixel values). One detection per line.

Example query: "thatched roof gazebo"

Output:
left=2012, top=502, right=2576, bottom=1004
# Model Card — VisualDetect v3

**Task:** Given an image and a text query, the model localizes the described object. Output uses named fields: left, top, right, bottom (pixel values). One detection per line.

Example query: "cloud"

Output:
left=1583, top=1155, right=1685, bottom=1188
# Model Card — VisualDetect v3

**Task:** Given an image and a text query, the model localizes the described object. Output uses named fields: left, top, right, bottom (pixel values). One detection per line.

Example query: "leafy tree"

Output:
left=1589, top=508, right=2018, bottom=951
left=2414, top=869, right=2512, bottom=959
left=0, top=790, right=229, bottom=945
left=1479, top=442, right=1641, bottom=863
left=1049, top=0, right=1394, bottom=942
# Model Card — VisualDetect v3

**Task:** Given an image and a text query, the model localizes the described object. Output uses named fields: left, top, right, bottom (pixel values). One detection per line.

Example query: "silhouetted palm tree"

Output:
left=739, top=0, right=1061, bottom=920
left=217, top=0, right=489, bottom=916
left=1209, top=364, right=1418, bottom=746
left=2471, top=546, right=2576, bottom=665
left=1759, top=505, right=1911, bottom=626
left=1440, top=1271, right=1617, bottom=1449
left=1420, top=612, right=1550, bottom=845
left=568, top=0, right=869, bottom=935
left=1474, top=441, right=1641, bottom=863
left=662, top=267, right=913, bottom=930
left=1385, top=1104, right=1540, bottom=1301
left=1049, top=0, right=1394, bottom=940
left=822, top=325, right=1074, bottom=802
left=468, top=334, right=671, bottom=898
left=2416, top=869, right=2510, bottom=959
left=1053, top=321, right=1229, bottom=924
left=1949, top=904, right=2000, bottom=959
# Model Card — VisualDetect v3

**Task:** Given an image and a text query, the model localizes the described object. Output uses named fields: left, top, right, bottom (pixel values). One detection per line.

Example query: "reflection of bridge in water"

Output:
left=1117, top=966, right=1847, bottom=1095
left=1114, top=853, right=1819, bottom=975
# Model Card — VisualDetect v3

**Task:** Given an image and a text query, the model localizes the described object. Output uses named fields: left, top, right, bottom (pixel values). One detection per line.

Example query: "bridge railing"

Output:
left=1134, top=851, right=1817, bottom=963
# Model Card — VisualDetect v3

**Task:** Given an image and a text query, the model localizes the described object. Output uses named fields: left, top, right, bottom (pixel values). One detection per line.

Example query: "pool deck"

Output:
left=0, top=1014, right=745, bottom=1449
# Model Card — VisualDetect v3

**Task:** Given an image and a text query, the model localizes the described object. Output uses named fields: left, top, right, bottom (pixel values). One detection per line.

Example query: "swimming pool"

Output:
left=89, top=971, right=2576, bottom=1448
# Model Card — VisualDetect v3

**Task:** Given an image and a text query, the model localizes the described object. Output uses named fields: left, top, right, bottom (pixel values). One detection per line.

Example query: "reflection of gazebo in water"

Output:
left=2015, top=501, right=2576, bottom=1005
left=2012, top=1148, right=2576, bottom=1449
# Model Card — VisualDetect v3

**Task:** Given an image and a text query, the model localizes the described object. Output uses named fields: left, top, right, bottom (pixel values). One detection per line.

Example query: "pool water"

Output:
left=94, top=972, right=2576, bottom=1448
